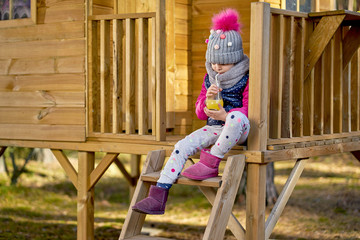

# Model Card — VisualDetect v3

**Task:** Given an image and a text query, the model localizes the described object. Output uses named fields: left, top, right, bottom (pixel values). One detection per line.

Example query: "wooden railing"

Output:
left=87, top=0, right=166, bottom=141
left=249, top=3, right=360, bottom=150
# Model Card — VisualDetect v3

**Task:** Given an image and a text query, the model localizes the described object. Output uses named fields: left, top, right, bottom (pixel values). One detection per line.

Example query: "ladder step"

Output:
left=125, top=235, right=174, bottom=240
left=141, top=171, right=222, bottom=188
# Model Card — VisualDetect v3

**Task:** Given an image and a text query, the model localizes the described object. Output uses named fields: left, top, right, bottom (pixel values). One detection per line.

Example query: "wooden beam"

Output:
left=343, top=26, right=360, bottom=69
left=51, top=149, right=78, bottom=189
left=265, top=159, right=308, bottom=239
left=264, top=140, right=360, bottom=162
left=0, top=147, right=6, bottom=158
left=351, top=151, right=360, bottom=161
left=77, top=152, right=95, bottom=240
left=203, top=154, right=246, bottom=239
left=89, top=153, right=119, bottom=190
left=304, top=14, right=345, bottom=79
left=200, top=155, right=246, bottom=240
left=114, top=157, right=134, bottom=185
left=88, top=12, right=156, bottom=21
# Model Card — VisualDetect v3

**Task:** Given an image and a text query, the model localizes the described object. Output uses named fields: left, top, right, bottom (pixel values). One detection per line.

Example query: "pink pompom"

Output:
left=211, top=8, right=243, bottom=32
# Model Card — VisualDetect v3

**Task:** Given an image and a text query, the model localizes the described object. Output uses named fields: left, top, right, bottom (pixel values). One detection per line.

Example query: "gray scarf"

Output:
left=205, top=54, right=249, bottom=89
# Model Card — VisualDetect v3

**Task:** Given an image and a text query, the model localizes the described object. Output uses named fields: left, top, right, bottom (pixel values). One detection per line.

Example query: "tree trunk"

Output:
left=265, top=162, right=278, bottom=206
left=237, top=162, right=278, bottom=206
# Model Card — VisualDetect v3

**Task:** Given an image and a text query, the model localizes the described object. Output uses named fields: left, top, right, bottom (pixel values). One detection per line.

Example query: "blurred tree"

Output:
left=1, top=147, right=35, bottom=185
left=238, top=162, right=278, bottom=206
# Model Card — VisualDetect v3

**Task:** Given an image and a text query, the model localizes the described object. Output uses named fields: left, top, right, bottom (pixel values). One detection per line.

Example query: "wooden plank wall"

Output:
left=173, top=0, right=192, bottom=135
left=191, top=0, right=257, bottom=131
left=93, top=0, right=114, bottom=15
left=0, top=0, right=86, bottom=142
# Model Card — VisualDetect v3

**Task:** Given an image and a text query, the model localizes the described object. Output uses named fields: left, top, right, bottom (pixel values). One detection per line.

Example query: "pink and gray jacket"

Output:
left=195, top=73, right=249, bottom=126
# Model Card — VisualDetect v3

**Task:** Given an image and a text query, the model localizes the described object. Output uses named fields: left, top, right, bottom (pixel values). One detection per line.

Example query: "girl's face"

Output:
left=211, top=63, right=234, bottom=74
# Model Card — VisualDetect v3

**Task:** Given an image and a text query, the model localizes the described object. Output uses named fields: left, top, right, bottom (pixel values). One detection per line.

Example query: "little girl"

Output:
left=132, top=8, right=250, bottom=215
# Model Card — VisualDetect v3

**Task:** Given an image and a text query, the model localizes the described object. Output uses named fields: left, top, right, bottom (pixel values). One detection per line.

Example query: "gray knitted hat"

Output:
left=205, top=9, right=244, bottom=64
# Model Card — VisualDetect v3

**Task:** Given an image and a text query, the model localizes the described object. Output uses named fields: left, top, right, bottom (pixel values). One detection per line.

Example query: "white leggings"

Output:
left=158, top=111, right=250, bottom=184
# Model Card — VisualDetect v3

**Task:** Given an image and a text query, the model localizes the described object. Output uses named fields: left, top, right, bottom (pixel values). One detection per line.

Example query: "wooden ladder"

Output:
left=119, top=149, right=246, bottom=240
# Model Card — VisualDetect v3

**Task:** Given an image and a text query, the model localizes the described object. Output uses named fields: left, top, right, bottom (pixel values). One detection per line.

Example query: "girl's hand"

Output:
left=206, top=84, right=222, bottom=98
left=204, top=104, right=228, bottom=121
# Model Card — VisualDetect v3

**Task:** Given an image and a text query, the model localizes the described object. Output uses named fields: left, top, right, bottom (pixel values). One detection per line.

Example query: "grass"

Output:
left=0, top=152, right=359, bottom=240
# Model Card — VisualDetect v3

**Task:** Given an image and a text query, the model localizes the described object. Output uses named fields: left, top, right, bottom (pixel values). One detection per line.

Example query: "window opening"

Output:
left=0, top=0, right=31, bottom=21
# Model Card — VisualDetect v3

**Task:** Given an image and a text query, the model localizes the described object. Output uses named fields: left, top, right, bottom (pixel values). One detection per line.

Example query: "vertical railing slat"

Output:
left=292, top=17, right=305, bottom=137
left=138, top=18, right=149, bottom=135
left=89, top=20, right=100, bottom=133
left=281, top=16, right=294, bottom=139
left=313, top=53, right=324, bottom=135
left=351, top=51, right=360, bottom=131
left=125, top=18, right=136, bottom=134
left=278, top=15, right=285, bottom=139
left=269, top=14, right=282, bottom=139
left=112, top=19, right=123, bottom=134
left=155, top=0, right=166, bottom=141
left=151, top=17, right=156, bottom=136
left=343, top=26, right=352, bottom=133
left=343, top=50, right=351, bottom=133
left=100, top=20, right=111, bottom=133
left=333, top=28, right=343, bottom=133
left=323, top=39, right=334, bottom=134
left=358, top=50, right=360, bottom=131
left=303, top=18, right=314, bottom=136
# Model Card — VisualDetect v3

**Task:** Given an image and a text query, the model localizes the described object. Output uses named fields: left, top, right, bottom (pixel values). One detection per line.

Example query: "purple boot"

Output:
left=132, top=185, right=169, bottom=215
left=181, top=149, right=222, bottom=180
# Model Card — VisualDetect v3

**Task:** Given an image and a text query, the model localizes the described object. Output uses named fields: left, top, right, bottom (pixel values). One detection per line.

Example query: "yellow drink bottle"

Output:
left=206, top=73, right=223, bottom=110
left=206, top=99, right=224, bottom=110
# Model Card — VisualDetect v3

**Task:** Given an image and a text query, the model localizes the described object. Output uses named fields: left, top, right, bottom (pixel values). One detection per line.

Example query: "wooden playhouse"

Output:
left=0, top=0, right=360, bottom=239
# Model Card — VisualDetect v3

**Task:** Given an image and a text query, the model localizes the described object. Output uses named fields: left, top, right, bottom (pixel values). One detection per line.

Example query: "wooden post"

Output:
left=155, top=0, right=166, bottom=141
left=246, top=163, right=267, bottom=240
left=77, top=151, right=95, bottom=240
left=247, top=2, right=270, bottom=240
left=248, top=2, right=270, bottom=152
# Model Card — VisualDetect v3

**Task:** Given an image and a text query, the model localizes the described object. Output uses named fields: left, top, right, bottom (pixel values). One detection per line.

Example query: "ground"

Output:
left=0, top=152, right=359, bottom=240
